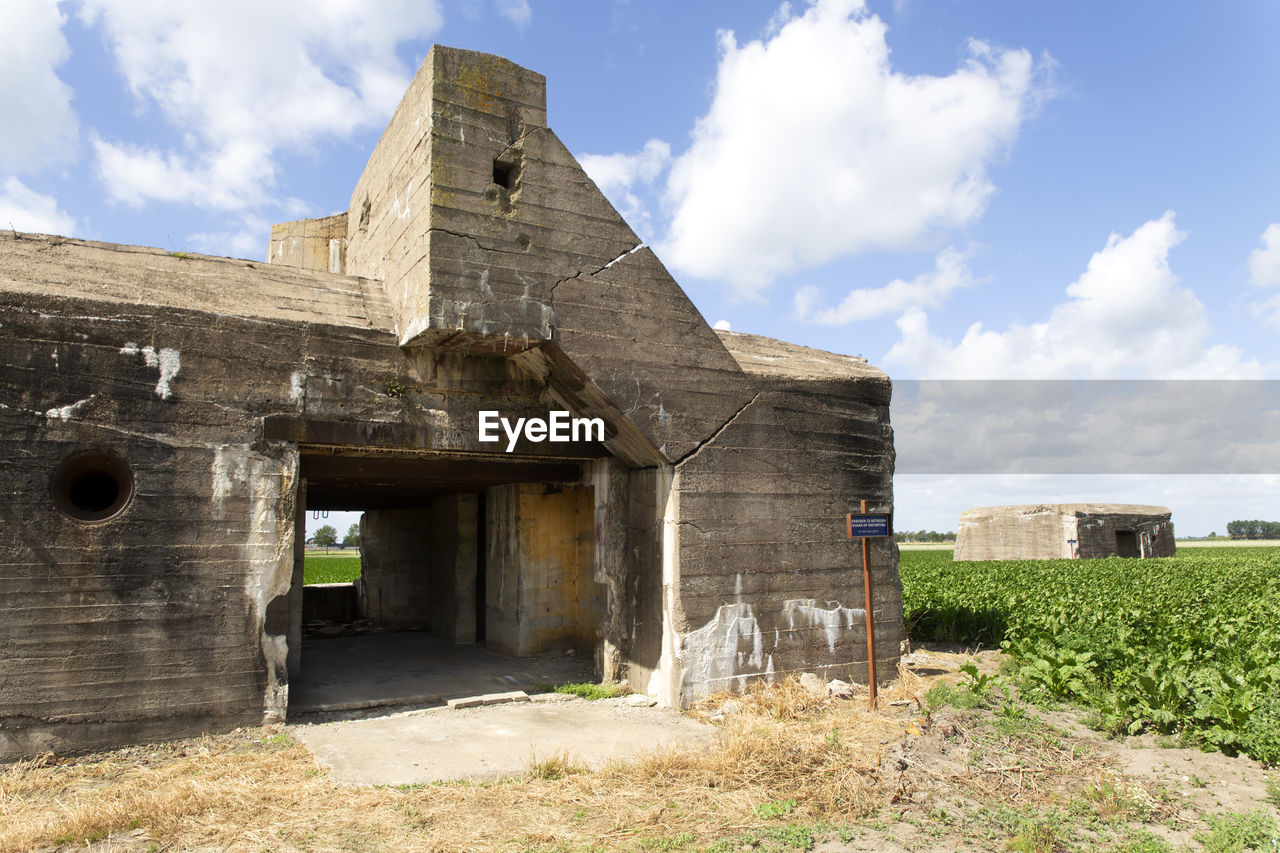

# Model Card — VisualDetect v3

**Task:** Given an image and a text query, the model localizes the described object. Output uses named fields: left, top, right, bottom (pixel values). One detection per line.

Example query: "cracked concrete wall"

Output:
left=339, top=46, right=756, bottom=465
left=662, top=333, right=902, bottom=706
left=955, top=504, right=1175, bottom=561
left=0, top=234, right=576, bottom=759
left=0, top=45, right=904, bottom=756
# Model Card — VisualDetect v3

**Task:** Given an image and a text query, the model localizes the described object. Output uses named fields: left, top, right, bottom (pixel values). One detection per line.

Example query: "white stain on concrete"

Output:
left=44, top=395, right=94, bottom=421
left=676, top=597, right=867, bottom=703
left=289, top=371, right=306, bottom=403
left=213, top=444, right=299, bottom=722
left=784, top=599, right=864, bottom=655
left=120, top=342, right=181, bottom=399
left=211, top=445, right=249, bottom=509
left=679, top=602, right=767, bottom=700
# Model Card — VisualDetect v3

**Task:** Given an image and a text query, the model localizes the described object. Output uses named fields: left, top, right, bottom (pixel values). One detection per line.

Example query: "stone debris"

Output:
left=799, top=672, right=828, bottom=697
left=827, top=679, right=854, bottom=698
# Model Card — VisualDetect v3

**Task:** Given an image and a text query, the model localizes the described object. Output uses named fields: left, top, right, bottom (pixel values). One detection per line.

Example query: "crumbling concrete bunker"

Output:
left=954, top=503, right=1175, bottom=561
left=0, top=47, right=900, bottom=760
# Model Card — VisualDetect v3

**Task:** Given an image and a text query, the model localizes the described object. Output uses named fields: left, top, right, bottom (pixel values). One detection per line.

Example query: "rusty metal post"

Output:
left=861, top=499, right=878, bottom=710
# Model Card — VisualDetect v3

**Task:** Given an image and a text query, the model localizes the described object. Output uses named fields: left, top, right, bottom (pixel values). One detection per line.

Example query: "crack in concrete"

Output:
left=674, top=392, right=761, bottom=468
left=548, top=242, right=644, bottom=313
left=428, top=227, right=530, bottom=259
left=494, top=127, right=537, bottom=161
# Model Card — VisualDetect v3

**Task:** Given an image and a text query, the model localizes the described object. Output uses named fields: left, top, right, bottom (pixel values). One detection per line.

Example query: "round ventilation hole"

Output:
left=51, top=451, right=134, bottom=522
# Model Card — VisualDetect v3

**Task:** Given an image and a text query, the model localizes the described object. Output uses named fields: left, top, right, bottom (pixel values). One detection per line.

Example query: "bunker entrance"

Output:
left=1115, top=530, right=1139, bottom=558
left=287, top=450, right=602, bottom=715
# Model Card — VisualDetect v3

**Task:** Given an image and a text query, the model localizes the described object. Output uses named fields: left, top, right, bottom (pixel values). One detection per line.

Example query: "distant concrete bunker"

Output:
left=955, top=504, right=1175, bottom=561
left=0, top=47, right=900, bottom=760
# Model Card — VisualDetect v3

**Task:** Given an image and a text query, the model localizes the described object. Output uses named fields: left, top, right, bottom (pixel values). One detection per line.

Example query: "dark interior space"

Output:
left=287, top=448, right=604, bottom=715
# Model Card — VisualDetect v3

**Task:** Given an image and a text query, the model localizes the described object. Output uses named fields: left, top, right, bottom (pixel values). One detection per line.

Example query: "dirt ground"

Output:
left=3, top=648, right=1276, bottom=852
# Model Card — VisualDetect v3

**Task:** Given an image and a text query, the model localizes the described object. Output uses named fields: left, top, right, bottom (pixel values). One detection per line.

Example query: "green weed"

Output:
left=544, top=682, right=629, bottom=701
left=1195, top=809, right=1280, bottom=852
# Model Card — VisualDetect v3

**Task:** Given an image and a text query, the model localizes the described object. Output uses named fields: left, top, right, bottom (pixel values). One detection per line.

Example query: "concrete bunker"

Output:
left=0, top=46, right=900, bottom=760
left=954, top=503, right=1175, bottom=561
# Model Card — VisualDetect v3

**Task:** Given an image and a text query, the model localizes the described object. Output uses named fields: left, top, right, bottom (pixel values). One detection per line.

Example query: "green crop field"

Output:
left=303, top=554, right=361, bottom=585
left=900, top=546, right=1280, bottom=763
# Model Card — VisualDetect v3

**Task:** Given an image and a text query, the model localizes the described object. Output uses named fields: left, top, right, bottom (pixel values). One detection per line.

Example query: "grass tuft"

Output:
left=547, top=681, right=630, bottom=701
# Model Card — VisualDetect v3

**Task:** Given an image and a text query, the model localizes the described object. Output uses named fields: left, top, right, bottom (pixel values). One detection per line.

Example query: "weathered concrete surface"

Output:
left=485, top=483, right=602, bottom=657
left=655, top=331, right=900, bottom=705
left=0, top=46, right=901, bottom=759
left=0, top=233, right=596, bottom=760
left=268, top=213, right=348, bottom=273
left=293, top=695, right=713, bottom=784
left=288, top=633, right=590, bottom=714
left=341, top=45, right=757, bottom=463
left=954, top=504, right=1175, bottom=561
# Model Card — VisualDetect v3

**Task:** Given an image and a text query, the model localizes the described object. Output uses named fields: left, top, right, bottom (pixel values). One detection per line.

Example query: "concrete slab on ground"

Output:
left=292, top=695, right=714, bottom=785
left=288, top=632, right=592, bottom=714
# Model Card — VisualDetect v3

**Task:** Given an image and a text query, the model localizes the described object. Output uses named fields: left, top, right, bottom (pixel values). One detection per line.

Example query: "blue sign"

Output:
left=847, top=513, right=892, bottom=538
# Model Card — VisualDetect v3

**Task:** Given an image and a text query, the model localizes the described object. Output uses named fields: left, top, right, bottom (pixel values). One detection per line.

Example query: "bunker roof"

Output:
left=0, top=232, right=391, bottom=331
left=960, top=503, right=1172, bottom=518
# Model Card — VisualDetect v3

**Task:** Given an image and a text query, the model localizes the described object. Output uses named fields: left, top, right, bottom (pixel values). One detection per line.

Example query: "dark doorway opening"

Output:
left=1115, top=530, right=1139, bottom=558
left=286, top=449, right=603, bottom=716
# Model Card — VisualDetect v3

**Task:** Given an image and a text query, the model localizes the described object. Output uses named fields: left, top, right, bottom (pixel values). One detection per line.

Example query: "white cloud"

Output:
left=0, top=0, right=77, bottom=172
left=883, top=213, right=1262, bottom=379
left=794, top=246, right=974, bottom=323
left=0, top=177, right=77, bottom=235
left=713, top=319, right=732, bottom=331
left=187, top=212, right=273, bottom=260
left=1248, top=223, right=1280, bottom=330
left=1248, top=223, right=1280, bottom=287
left=495, top=0, right=532, bottom=30
left=660, top=0, right=1047, bottom=298
left=579, top=139, right=671, bottom=239
left=79, top=0, right=445, bottom=210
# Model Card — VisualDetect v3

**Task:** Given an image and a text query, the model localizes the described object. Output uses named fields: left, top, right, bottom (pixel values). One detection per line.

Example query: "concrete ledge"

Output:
left=447, top=691, right=530, bottom=710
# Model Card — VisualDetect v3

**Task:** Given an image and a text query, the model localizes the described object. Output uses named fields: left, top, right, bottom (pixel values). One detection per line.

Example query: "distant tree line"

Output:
left=1226, top=520, right=1280, bottom=539
left=894, top=530, right=957, bottom=543
left=309, top=523, right=361, bottom=551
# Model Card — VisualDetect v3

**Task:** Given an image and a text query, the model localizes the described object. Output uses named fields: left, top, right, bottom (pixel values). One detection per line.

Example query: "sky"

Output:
left=4, top=0, right=1278, bottom=537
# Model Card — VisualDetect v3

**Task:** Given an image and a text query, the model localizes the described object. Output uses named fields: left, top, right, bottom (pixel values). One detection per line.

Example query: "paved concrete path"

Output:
left=292, top=695, right=714, bottom=785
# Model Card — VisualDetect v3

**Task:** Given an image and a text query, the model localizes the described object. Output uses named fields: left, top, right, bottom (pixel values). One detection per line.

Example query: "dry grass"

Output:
left=8, top=658, right=1146, bottom=852
left=0, top=676, right=937, bottom=852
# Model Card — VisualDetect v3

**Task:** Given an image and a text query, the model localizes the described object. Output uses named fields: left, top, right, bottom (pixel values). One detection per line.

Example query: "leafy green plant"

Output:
left=899, top=547, right=1280, bottom=761
left=753, top=798, right=798, bottom=819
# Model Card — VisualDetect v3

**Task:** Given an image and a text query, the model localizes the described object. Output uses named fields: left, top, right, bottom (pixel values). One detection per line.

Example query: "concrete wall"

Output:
left=955, top=504, right=1175, bottom=561
left=1075, top=509, right=1175, bottom=559
left=360, top=509, right=433, bottom=630
left=0, top=234, right=581, bottom=759
left=0, top=45, right=903, bottom=757
left=657, top=339, right=901, bottom=705
left=485, top=483, right=602, bottom=657
left=428, top=494, right=479, bottom=643
left=268, top=213, right=347, bottom=273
